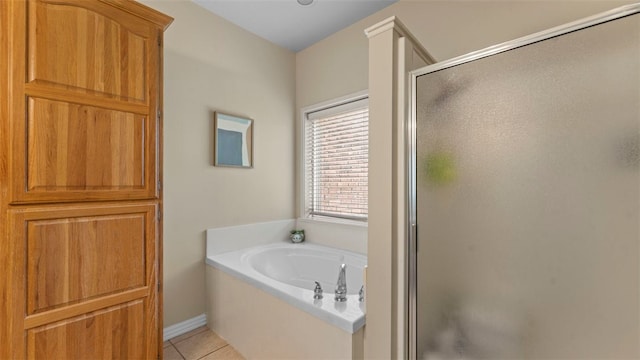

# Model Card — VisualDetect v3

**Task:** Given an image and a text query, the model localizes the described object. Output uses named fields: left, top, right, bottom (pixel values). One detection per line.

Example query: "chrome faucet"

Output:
left=313, top=281, right=323, bottom=300
left=335, top=264, right=347, bottom=302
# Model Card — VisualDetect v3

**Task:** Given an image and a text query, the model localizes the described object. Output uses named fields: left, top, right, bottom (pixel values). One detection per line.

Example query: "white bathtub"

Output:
left=206, top=242, right=366, bottom=333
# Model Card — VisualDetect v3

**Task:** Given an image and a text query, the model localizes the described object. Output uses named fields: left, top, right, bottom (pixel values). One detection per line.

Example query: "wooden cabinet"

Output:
left=0, top=1, right=172, bottom=358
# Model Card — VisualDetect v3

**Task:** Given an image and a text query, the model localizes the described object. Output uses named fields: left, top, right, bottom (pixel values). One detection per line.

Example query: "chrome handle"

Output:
left=313, top=281, right=323, bottom=300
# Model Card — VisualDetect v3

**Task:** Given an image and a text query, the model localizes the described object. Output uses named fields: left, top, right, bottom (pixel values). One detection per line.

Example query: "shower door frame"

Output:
left=406, top=4, right=640, bottom=359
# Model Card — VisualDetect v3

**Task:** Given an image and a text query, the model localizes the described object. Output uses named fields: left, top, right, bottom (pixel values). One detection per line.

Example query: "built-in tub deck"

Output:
left=206, top=242, right=366, bottom=333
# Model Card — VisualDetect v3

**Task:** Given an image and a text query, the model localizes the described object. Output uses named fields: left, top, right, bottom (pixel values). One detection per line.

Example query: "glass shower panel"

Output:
left=415, top=14, right=639, bottom=359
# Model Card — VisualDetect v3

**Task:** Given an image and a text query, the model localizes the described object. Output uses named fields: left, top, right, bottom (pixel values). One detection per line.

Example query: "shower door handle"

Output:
left=411, top=223, right=417, bottom=253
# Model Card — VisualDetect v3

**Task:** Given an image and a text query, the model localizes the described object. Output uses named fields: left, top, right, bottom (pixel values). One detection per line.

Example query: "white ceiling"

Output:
left=191, top=0, right=398, bottom=52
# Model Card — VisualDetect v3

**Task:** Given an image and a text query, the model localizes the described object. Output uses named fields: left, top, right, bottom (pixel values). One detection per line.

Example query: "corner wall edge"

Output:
left=364, top=16, right=436, bottom=64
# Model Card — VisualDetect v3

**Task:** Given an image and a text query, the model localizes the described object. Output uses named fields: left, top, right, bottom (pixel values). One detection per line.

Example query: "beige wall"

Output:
left=141, top=0, right=296, bottom=327
left=296, top=0, right=634, bottom=110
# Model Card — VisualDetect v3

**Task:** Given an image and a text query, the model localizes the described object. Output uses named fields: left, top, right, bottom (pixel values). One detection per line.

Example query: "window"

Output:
left=303, top=96, right=368, bottom=222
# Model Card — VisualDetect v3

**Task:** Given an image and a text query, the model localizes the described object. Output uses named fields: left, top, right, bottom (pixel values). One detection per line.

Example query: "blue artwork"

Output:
left=217, top=129, right=243, bottom=166
left=214, top=112, right=252, bottom=167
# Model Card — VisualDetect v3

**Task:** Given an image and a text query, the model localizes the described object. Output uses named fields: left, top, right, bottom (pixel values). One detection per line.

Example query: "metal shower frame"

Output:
left=406, top=4, right=640, bottom=359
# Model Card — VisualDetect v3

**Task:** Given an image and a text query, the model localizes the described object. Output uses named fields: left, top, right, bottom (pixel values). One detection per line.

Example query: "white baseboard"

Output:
left=163, top=314, right=207, bottom=342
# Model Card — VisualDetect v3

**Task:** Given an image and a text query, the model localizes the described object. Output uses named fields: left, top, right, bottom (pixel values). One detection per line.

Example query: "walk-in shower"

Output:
left=409, top=4, right=640, bottom=358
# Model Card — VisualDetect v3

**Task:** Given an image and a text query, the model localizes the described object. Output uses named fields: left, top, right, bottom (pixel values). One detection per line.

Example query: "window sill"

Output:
left=297, top=216, right=368, bottom=228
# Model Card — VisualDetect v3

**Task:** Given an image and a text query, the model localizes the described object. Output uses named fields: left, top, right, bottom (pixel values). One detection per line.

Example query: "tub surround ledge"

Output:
left=207, top=243, right=366, bottom=333
left=206, top=219, right=296, bottom=256
left=205, top=220, right=367, bottom=358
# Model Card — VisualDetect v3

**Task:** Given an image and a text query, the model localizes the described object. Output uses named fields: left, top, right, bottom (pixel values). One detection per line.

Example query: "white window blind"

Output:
left=305, top=98, right=368, bottom=221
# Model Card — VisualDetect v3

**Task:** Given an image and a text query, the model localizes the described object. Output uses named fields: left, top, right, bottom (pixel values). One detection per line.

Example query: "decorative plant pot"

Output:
left=290, top=230, right=305, bottom=243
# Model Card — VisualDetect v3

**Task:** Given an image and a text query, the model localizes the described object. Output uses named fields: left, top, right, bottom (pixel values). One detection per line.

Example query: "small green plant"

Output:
left=289, top=229, right=305, bottom=243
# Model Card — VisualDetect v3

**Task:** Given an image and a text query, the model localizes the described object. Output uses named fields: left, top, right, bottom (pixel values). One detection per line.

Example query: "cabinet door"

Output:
left=7, top=202, right=159, bottom=359
left=9, top=0, right=161, bottom=203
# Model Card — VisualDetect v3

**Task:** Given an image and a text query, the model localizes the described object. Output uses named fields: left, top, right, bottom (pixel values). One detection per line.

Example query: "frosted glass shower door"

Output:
left=413, top=11, right=640, bottom=359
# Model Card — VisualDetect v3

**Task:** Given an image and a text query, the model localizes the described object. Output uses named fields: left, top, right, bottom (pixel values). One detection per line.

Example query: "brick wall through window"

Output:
left=305, top=98, right=368, bottom=221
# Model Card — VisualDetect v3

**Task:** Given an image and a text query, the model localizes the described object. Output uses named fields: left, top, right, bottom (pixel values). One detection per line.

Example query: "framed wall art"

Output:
left=214, top=112, right=253, bottom=168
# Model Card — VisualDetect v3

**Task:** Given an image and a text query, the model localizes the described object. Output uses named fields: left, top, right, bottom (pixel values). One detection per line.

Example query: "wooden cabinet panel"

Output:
left=8, top=202, right=159, bottom=358
left=25, top=212, right=147, bottom=314
left=27, top=97, right=146, bottom=192
left=10, top=203, right=156, bottom=314
left=28, top=0, right=150, bottom=103
left=1, top=0, right=171, bottom=358
left=27, top=300, right=146, bottom=360
left=8, top=0, right=163, bottom=204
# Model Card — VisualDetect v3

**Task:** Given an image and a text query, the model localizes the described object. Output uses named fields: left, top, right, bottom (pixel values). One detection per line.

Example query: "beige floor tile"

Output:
left=163, top=344, right=185, bottom=360
left=169, top=326, right=209, bottom=344
left=163, top=341, right=172, bottom=348
left=200, top=345, right=245, bottom=360
left=173, top=330, right=228, bottom=360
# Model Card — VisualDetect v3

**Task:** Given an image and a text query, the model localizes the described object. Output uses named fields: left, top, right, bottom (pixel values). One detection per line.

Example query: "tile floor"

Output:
left=163, top=326, right=244, bottom=360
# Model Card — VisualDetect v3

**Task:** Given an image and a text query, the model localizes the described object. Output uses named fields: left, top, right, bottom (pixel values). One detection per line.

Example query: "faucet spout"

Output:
left=335, top=263, right=347, bottom=302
